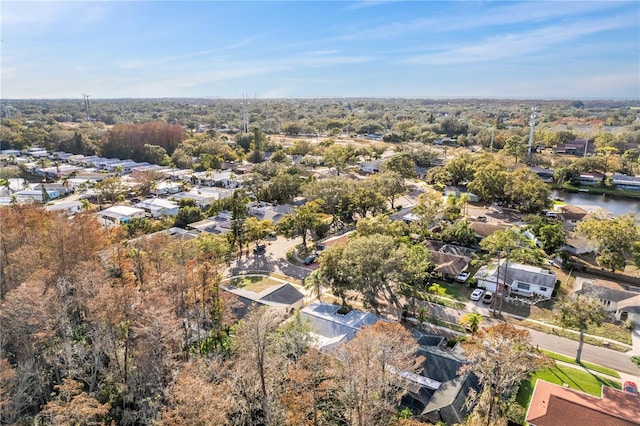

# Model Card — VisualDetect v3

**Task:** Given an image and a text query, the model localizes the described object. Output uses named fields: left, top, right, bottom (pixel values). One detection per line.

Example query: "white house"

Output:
left=475, top=260, right=557, bottom=301
left=14, top=188, right=60, bottom=203
left=45, top=200, right=82, bottom=215
left=573, top=277, right=640, bottom=322
left=359, top=160, right=382, bottom=174
left=151, top=180, right=181, bottom=195
left=135, top=198, right=179, bottom=217
left=563, top=234, right=596, bottom=255
left=190, top=170, right=239, bottom=188
left=170, top=191, right=214, bottom=208
left=248, top=202, right=293, bottom=224
left=98, top=205, right=146, bottom=225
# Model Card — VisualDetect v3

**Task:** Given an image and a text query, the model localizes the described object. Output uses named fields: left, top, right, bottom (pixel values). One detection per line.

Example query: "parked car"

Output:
left=477, top=216, right=487, bottom=222
left=304, top=253, right=319, bottom=265
left=456, top=271, right=471, bottom=282
left=253, top=244, right=266, bottom=254
left=623, top=381, right=638, bottom=395
left=470, top=288, right=484, bottom=301
left=482, top=291, right=495, bottom=304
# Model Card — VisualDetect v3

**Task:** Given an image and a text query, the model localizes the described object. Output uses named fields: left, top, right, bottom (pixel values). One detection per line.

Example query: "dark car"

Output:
left=304, top=253, right=319, bottom=265
left=253, top=244, right=266, bottom=254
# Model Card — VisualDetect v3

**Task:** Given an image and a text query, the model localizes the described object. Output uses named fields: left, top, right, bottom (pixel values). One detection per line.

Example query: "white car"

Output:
left=470, top=288, right=484, bottom=301
left=456, top=271, right=471, bottom=282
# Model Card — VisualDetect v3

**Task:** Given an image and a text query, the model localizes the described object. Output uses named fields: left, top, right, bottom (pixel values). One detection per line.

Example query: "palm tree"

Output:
left=459, top=193, right=471, bottom=216
left=460, top=312, right=483, bottom=335
left=304, top=270, right=323, bottom=301
left=80, top=198, right=92, bottom=212
left=426, top=283, right=446, bottom=303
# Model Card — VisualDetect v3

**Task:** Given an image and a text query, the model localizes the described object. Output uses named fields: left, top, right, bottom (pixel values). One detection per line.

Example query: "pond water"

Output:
left=551, top=190, right=640, bottom=217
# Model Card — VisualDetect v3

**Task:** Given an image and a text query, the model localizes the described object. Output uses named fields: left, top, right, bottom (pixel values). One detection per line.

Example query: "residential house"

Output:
left=248, top=202, right=293, bottom=224
left=359, top=160, right=382, bottom=174
left=610, top=173, right=640, bottom=191
left=525, top=380, right=640, bottom=426
left=552, top=138, right=595, bottom=156
left=443, top=186, right=479, bottom=202
left=224, top=282, right=305, bottom=320
left=98, top=205, right=146, bottom=226
left=556, top=205, right=588, bottom=231
left=573, top=277, right=640, bottom=322
left=14, top=188, right=60, bottom=203
left=469, top=221, right=510, bottom=240
left=475, top=260, right=557, bottom=301
left=404, top=330, right=480, bottom=425
left=575, top=172, right=605, bottom=186
left=106, top=160, right=150, bottom=174
left=135, top=198, right=179, bottom=217
left=563, top=234, right=596, bottom=255
left=187, top=211, right=234, bottom=235
left=170, top=190, right=217, bottom=208
left=531, top=167, right=555, bottom=183
left=151, top=180, right=181, bottom=196
left=44, top=200, right=82, bottom=215
left=37, top=164, right=83, bottom=179
left=426, top=245, right=472, bottom=281
left=190, top=170, right=239, bottom=188
left=299, top=301, right=381, bottom=351
left=34, top=182, right=73, bottom=196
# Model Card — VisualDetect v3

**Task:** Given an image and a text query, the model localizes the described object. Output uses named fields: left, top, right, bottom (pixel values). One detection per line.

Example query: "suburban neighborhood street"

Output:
left=226, top=240, right=640, bottom=381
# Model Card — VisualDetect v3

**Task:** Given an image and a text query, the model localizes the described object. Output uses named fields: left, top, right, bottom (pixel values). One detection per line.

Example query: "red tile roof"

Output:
left=526, top=380, right=640, bottom=426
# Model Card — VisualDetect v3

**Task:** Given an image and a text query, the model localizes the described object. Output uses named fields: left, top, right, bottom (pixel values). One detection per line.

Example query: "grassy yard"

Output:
left=229, top=275, right=283, bottom=293
left=436, top=281, right=473, bottom=300
left=516, top=364, right=621, bottom=408
left=516, top=319, right=630, bottom=352
left=501, top=294, right=632, bottom=346
left=541, top=350, right=620, bottom=378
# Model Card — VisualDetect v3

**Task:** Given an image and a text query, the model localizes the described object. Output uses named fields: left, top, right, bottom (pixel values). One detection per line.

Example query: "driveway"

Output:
left=228, top=236, right=312, bottom=281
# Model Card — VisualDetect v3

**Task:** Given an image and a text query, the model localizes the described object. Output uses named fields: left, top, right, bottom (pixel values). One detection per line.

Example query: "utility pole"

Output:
left=241, top=93, right=249, bottom=133
left=2, top=98, right=10, bottom=118
left=83, top=94, right=92, bottom=122
left=527, top=106, right=537, bottom=163
left=583, top=131, right=590, bottom=157
left=490, top=128, right=494, bottom=153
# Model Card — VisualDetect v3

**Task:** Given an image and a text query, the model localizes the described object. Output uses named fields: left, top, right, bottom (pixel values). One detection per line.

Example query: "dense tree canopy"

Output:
left=101, top=121, right=187, bottom=161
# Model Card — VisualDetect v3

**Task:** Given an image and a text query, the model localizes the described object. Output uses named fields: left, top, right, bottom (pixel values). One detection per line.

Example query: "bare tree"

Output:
left=459, top=323, right=552, bottom=426
left=337, top=322, right=423, bottom=426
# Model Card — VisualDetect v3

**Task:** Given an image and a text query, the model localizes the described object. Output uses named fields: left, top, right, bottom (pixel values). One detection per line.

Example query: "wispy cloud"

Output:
left=343, top=0, right=404, bottom=11
left=402, top=14, right=637, bottom=65
left=335, top=1, right=625, bottom=41
left=118, top=36, right=261, bottom=69
left=1, top=1, right=107, bottom=26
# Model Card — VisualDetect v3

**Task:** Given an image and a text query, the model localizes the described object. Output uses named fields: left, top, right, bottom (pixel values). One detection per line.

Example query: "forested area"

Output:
left=1, top=98, right=639, bottom=424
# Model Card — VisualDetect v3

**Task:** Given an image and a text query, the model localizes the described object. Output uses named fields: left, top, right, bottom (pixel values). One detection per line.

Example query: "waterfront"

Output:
left=552, top=190, right=640, bottom=216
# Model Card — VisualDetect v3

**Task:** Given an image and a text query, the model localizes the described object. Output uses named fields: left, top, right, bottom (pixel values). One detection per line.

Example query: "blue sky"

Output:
left=2, top=1, right=638, bottom=99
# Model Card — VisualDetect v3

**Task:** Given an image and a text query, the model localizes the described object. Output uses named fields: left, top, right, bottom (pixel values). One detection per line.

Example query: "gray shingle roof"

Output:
left=260, top=283, right=304, bottom=305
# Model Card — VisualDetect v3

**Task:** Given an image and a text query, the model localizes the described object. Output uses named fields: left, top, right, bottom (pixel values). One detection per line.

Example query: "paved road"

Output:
left=425, top=297, right=639, bottom=377
left=525, top=328, right=639, bottom=376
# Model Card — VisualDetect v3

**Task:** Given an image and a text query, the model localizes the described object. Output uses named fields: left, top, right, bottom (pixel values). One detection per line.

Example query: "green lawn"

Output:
left=541, top=350, right=620, bottom=378
left=516, top=364, right=621, bottom=409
